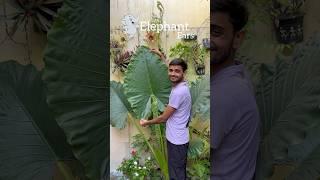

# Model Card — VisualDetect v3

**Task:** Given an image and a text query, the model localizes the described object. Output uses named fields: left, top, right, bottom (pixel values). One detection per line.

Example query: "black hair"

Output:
left=211, top=0, right=249, bottom=32
left=169, top=58, right=188, bottom=72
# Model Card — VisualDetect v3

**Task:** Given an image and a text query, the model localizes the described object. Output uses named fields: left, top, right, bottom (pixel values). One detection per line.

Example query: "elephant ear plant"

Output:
left=42, top=0, right=107, bottom=179
left=111, top=46, right=210, bottom=179
left=0, top=60, right=83, bottom=180
left=241, top=33, right=320, bottom=180
left=111, top=46, right=171, bottom=178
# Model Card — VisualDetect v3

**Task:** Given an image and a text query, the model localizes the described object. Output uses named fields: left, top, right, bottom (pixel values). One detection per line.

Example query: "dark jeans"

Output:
left=167, top=139, right=189, bottom=180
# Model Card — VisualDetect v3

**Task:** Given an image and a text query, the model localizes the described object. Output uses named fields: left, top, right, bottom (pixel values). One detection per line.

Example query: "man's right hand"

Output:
left=150, top=48, right=166, bottom=61
left=140, top=119, right=148, bottom=127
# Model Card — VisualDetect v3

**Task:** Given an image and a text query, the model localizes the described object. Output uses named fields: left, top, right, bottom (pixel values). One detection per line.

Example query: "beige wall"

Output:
left=110, top=0, right=210, bottom=173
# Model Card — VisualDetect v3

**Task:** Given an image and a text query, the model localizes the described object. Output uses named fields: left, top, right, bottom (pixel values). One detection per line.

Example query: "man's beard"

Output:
left=211, top=44, right=234, bottom=65
left=211, top=36, right=235, bottom=65
left=170, top=76, right=183, bottom=83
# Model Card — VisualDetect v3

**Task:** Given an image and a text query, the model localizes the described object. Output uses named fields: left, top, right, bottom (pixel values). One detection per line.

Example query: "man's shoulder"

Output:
left=212, top=76, right=255, bottom=107
left=172, top=84, right=190, bottom=96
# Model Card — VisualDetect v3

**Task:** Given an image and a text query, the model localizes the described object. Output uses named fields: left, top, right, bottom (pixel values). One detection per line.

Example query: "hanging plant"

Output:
left=144, top=31, right=159, bottom=50
left=202, top=38, right=210, bottom=49
left=241, top=33, right=320, bottom=179
left=253, top=0, right=306, bottom=44
left=112, top=50, right=134, bottom=73
left=144, top=1, right=164, bottom=50
left=110, top=31, right=130, bottom=73
left=169, top=41, right=208, bottom=75
left=191, top=44, right=208, bottom=75
left=4, top=0, right=63, bottom=36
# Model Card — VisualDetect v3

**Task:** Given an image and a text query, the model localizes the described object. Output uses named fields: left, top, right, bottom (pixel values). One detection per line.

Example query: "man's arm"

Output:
left=140, top=105, right=176, bottom=126
left=150, top=49, right=168, bottom=65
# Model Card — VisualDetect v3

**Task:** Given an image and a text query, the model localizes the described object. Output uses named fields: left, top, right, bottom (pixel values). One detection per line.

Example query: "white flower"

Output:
left=147, top=157, right=151, bottom=160
left=143, top=166, right=146, bottom=169
left=135, top=172, right=139, bottom=176
left=139, top=166, right=141, bottom=169
left=134, top=161, right=138, bottom=165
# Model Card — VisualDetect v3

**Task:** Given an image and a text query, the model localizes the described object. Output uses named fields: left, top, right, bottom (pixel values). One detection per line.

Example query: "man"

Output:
left=140, top=58, right=191, bottom=180
left=211, top=0, right=260, bottom=180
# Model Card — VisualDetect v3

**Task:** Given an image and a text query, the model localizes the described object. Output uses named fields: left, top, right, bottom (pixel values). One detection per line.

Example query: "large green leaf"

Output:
left=110, top=81, right=132, bottom=129
left=243, top=34, right=320, bottom=179
left=285, top=124, right=320, bottom=180
left=188, top=137, right=205, bottom=159
left=123, top=46, right=171, bottom=119
left=0, top=60, right=75, bottom=179
left=190, top=75, right=210, bottom=120
left=42, top=0, right=107, bottom=179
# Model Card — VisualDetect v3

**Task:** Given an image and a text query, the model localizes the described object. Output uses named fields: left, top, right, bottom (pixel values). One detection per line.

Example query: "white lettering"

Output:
left=140, top=22, right=147, bottom=31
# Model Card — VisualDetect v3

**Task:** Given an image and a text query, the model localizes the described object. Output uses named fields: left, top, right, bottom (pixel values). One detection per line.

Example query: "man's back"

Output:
left=166, top=81, right=191, bottom=145
left=211, top=63, right=260, bottom=180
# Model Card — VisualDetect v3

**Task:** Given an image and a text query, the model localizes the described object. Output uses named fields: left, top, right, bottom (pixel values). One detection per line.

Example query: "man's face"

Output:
left=211, top=12, right=237, bottom=64
left=168, top=65, right=184, bottom=83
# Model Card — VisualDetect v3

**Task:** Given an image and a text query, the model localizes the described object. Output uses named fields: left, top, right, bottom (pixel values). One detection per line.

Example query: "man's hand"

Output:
left=150, top=48, right=166, bottom=61
left=139, top=106, right=175, bottom=127
left=140, top=119, right=148, bottom=127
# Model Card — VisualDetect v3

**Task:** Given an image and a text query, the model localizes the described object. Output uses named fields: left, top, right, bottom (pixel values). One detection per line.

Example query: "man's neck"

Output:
left=172, top=80, right=184, bottom=87
left=211, top=58, right=235, bottom=77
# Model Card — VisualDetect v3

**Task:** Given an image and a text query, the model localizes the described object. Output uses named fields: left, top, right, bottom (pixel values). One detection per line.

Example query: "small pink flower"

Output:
left=131, top=149, right=137, bottom=156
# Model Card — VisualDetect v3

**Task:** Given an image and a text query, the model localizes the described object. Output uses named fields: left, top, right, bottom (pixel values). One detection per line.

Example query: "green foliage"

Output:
left=42, top=0, right=107, bottom=179
left=187, top=159, right=210, bottom=178
left=131, top=134, right=150, bottom=153
left=110, top=81, right=132, bottom=129
left=0, top=60, right=83, bottom=180
left=112, top=46, right=210, bottom=179
left=124, top=46, right=171, bottom=119
left=117, top=151, right=160, bottom=180
left=242, top=33, right=320, bottom=179
left=169, top=41, right=208, bottom=67
left=119, top=46, right=170, bottom=178
left=190, top=75, right=210, bottom=120
left=169, top=42, right=193, bottom=60
left=187, top=120, right=210, bottom=178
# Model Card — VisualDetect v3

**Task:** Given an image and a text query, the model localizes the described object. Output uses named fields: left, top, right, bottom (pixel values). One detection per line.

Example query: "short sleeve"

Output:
left=168, top=89, right=184, bottom=109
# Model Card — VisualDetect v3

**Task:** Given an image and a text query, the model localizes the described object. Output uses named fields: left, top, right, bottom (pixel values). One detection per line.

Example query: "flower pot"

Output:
left=202, top=38, right=210, bottom=49
left=195, top=64, right=205, bottom=75
left=274, top=14, right=304, bottom=44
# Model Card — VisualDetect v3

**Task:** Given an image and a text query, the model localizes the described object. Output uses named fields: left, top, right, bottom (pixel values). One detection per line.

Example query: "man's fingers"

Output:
left=140, top=119, right=146, bottom=127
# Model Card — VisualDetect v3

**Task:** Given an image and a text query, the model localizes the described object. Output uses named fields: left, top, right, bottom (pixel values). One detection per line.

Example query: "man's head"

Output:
left=211, top=0, right=248, bottom=64
left=168, top=58, right=188, bottom=84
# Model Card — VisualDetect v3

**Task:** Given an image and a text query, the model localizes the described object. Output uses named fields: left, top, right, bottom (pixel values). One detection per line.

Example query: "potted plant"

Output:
left=202, top=38, right=210, bottom=49
left=144, top=1, right=164, bottom=50
left=192, top=45, right=208, bottom=76
left=270, top=0, right=306, bottom=43
left=4, top=0, right=63, bottom=35
left=169, top=41, right=208, bottom=76
left=110, top=33, right=132, bottom=73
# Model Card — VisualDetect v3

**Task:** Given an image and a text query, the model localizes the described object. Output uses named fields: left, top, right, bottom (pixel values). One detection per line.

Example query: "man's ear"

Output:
left=233, top=30, right=246, bottom=49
